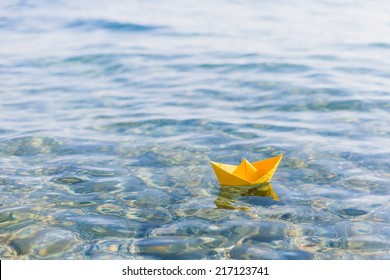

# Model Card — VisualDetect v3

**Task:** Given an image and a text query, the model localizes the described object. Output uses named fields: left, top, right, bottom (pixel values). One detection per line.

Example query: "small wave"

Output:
left=182, top=62, right=311, bottom=73
left=65, top=19, right=163, bottom=33
left=366, top=43, right=390, bottom=49
left=266, top=99, right=368, bottom=112
left=0, top=17, right=13, bottom=29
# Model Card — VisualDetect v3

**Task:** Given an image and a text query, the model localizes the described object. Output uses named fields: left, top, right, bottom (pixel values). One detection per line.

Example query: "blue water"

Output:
left=1, top=0, right=390, bottom=259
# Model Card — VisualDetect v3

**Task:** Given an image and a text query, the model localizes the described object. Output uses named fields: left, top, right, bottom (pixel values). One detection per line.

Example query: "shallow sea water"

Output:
left=1, top=0, right=390, bottom=260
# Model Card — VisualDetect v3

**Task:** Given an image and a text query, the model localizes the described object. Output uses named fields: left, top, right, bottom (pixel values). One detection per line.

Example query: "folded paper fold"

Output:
left=210, top=155, right=282, bottom=186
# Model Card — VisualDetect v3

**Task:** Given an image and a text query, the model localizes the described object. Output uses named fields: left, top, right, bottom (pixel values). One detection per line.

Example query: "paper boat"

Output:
left=210, top=155, right=282, bottom=186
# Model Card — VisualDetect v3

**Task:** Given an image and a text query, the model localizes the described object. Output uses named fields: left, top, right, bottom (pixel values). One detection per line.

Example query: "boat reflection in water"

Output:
left=214, top=182, right=279, bottom=211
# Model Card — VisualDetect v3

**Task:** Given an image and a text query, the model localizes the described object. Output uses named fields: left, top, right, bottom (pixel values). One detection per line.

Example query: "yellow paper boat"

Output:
left=210, top=155, right=282, bottom=186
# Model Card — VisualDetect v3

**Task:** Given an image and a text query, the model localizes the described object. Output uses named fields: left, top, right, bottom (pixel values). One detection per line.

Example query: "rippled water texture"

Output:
left=1, top=0, right=390, bottom=260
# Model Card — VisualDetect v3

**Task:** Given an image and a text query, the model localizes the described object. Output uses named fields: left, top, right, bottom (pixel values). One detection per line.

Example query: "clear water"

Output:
left=1, top=0, right=390, bottom=260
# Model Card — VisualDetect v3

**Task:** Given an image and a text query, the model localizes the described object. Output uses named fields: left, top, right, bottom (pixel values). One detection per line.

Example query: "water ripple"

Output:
left=65, top=19, right=164, bottom=33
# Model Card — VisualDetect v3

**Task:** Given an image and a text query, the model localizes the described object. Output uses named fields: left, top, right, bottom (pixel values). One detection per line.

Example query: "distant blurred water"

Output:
left=1, top=0, right=390, bottom=259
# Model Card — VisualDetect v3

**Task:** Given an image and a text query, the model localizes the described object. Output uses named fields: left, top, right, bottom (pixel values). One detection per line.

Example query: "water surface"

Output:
left=1, top=0, right=390, bottom=259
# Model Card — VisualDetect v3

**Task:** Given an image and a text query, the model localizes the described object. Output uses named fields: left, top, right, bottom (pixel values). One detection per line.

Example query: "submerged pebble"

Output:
left=241, top=222, right=286, bottom=243
left=86, top=238, right=135, bottom=258
left=133, top=236, right=224, bottom=259
left=345, top=236, right=389, bottom=252
left=8, top=226, right=81, bottom=259
left=0, top=244, right=18, bottom=259
left=277, top=249, right=314, bottom=260
left=230, top=246, right=280, bottom=260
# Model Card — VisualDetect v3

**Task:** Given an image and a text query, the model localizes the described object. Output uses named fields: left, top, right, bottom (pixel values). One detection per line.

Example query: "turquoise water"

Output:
left=1, top=0, right=390, bottom=259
